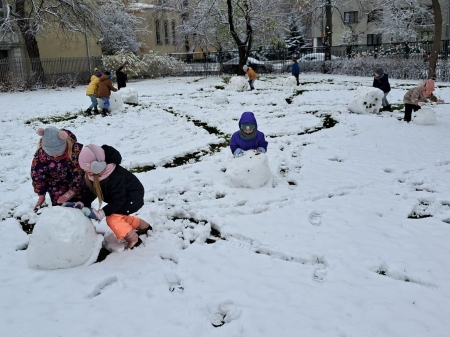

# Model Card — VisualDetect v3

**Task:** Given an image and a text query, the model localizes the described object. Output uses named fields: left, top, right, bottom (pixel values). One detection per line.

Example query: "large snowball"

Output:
left=413, top=107, right=436, bottom=125
left=280, top=76, right=297, bottom=87
left=228, top=76, right=248, bottom=92
left=226, top=151, right=271, bottom=188
left=213, top=90, right=229, bottom=104
left=119, top=87, right=139, bottom=104
left=347, top=87, right=383, bottom=114
left=97, top=91, right=124, bottom=114
left=27, top=207, right=102, bottom=270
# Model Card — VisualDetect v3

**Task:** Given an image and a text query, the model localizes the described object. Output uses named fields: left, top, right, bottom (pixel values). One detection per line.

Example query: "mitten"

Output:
left=233, top=148, right=243, bottom=157
left=62, top=201, right=84, bottom=209
left=81, top=207, right=105, bottom=221
left=256, top=147, right=266, bottom=153
left=418, top=101, right=424, bottom=106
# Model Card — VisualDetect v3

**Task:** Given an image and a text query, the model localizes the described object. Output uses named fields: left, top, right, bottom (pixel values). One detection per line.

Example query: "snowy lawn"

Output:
left=1, top=74, right=450, bottom=337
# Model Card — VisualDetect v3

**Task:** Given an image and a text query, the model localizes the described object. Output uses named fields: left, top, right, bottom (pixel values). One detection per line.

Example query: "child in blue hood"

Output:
left=230, top=111, right=268, bottom=157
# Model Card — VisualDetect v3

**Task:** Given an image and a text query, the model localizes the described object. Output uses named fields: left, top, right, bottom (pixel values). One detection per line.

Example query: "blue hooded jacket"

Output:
left=230, top=112, right=268, bottom=153
left=291, top=62, right=300, bottom=76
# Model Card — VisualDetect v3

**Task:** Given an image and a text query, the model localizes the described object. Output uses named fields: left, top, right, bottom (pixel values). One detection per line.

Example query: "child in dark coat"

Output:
left=373, top=67, right=391, bottom=111
left=291, top=58, right=300, bottom=85
left=230, top=111, right=268, bottom=157
left=31, top=127, right=88, bottom=211
left=116, top=65, right=127, bottom=90
left=75, top=144, right=151, bottom=249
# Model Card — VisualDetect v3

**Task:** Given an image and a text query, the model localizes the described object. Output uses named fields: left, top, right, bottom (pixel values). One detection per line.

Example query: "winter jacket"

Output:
left=230, top=112, right=268, bottom=153
left=86, top=75, right=100, bottom=96
left=291, top=62, right=300, bottom=76
left=246, top=67, right=257, bottom=80
left=403, top=81, right=437, bottom=105
left=116, top=66, right=127, bottom=89
left=97, top=74, right=117, bottom=98
left=372, top=73, right=391, bottom=93
left=85, top=145, right=144, bottom=217
left=31, top=130, right=87, bottom=205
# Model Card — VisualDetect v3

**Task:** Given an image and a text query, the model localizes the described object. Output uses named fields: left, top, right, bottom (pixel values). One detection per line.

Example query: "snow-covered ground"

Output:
left=1, top=74, right=450, bottom=337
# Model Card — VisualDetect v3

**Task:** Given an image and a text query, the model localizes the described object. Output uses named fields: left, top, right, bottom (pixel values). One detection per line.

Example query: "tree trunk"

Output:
left=322, top=0, right=332, bottom=74
left=428, top=0, right=442, bottom=80
left=15, top=0, right=45, bottom=81
left=227, top=0, right=253, bottom=75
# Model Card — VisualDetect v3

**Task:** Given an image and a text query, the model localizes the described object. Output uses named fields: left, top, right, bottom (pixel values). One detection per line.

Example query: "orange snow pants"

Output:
left=106, top=214, right=140, bottom=239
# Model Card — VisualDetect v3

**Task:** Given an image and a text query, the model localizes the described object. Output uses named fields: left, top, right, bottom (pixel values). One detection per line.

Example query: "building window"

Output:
left=344, top=11, right=358, bottom=24
left=367, top=34, right=382, bottom=45
left=172, top=20, right=177, bottom=45
left=368, top=9, right=382, bottom=23
left=164, top=20, right=170, bottom=44
left=155, top=19, right=162, bottom=45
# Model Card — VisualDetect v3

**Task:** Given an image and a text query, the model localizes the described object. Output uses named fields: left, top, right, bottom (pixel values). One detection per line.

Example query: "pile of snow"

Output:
left=226, top=151, right=271, bottom=188
left=27, top=207, right=103, bottom=270
left=347, top=87, right=383, bottom=114
left=280, top=76, right=297, bottom=87
left=413, top=107, right=436, bottom=125
left=119, top=87, right=139, bottom=104
left=213, top=90, right=228, bottom=104
left=97, top=91, right=124, bottom=114
left=227, top=76, right=248, bottom=92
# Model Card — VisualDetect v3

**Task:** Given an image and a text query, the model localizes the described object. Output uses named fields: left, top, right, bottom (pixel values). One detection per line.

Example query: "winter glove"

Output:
left=256, top=147, right=266, bottom=154
left=81, top=207, right=105, bottom=221
left=62, top=201, right=84, bottom=209
left=56, top=190, right=75, bottom=204
left=437, top=99, right=445, bottom=104
left=34, top=195, right=45, bottom=212
left=233, top=148, right=244, bottom=157
left=418, top=101, right=424, bottom=107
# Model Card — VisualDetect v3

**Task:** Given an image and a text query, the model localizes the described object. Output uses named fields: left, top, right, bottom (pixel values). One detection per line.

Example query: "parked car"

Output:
left=220, top=57, right=273, bottom=74
left=298, top=53, right=340, bottom=62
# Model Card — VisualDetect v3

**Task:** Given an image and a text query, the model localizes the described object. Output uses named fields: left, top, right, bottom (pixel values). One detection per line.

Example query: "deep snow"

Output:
left=0, top=74, right=450, bottom=337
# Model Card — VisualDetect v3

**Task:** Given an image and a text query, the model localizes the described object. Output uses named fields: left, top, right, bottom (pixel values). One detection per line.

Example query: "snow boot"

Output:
left=101, top=108, right=108, bottom=117
left=93, top=108, right=99, bottom=115
left=124, top=230, right=141, bottom=249
left=85, top=108, right=92, bottom=114
left=136, top=219, right=152, bottom=236
left=385, top=105, right=392, bottom=112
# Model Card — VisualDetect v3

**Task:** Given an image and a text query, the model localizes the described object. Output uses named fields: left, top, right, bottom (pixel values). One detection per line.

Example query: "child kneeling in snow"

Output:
left=230, top=111, right=268, bottom=157
left=66, top=144, right=151, bottom=249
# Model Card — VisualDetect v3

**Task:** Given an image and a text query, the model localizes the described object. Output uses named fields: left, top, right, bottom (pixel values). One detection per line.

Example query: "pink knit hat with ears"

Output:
left=424, top=79, right=435, bottom=92
left=37, top=126, right=68, bottom=156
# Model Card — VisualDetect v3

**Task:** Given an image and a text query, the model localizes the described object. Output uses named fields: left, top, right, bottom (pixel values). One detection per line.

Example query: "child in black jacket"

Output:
left=373, top=67, right=391, bottom=112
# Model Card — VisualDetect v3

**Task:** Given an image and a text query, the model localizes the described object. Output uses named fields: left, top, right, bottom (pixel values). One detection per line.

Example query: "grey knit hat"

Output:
left=243, top=65, right=248, bottom=71
left=39, top=126, right=67, bottom=156
left=374, top=67, right=384, bottom=76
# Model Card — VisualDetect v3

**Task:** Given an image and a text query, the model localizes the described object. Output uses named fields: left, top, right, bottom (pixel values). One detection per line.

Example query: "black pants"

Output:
left=294, top=74, right=299, bottom=85
left=404, top=103, right=420, bottom=122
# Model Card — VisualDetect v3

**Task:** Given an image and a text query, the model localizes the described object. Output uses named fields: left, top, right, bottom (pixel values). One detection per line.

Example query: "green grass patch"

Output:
left=25, top=112, right=83, bottom=125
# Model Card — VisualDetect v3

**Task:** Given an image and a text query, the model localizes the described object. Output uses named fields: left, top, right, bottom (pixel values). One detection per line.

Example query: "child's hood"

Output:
left=99, top=74, right=110, bottom=82
left=102, top=145, right=122, bottom=165
left=239, top=111, right=258, bottom=129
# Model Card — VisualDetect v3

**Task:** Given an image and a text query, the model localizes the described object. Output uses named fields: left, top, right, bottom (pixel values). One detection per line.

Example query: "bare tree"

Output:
left=428, top=0, right=442, bottom=79
left=0, top=0, right=102, bottom=77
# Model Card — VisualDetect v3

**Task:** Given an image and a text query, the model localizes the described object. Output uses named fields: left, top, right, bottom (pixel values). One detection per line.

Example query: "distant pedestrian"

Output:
left=373, top=67, right=391, bottom=111
left=291, top=58, right=300, bottom=86
left=116, top=65, right=127, bottom=90
left=97, top=71, right=118, bottom=117
left=243, top=65, right=257, bottom=90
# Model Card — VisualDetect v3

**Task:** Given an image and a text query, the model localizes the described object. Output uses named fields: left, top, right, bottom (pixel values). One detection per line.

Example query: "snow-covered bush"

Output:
left=120, top=87, right=139, bottom=104
left=226, top=151, right=271, bottom=188
left=347, top=87, right=383, bottom=114
left=102, top=51, right=185, bottom=79
left=213, top=90, right=228, bottom=104
left=413, top=107, right=436, bottom=125
left=27, top=207, right=102, bottom=270
left=227, top=76, right=248, bottom=92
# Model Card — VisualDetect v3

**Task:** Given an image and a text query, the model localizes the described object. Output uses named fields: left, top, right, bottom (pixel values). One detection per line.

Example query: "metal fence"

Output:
left=2, top=41, right=450, bottom=90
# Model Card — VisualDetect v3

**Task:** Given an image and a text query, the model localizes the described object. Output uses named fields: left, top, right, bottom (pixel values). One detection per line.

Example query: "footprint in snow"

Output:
left=309, top=211, right=322, bottom=226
